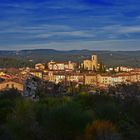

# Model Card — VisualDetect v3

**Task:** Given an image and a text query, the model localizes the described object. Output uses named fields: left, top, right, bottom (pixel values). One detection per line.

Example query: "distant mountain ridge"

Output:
left=0, top=49, right=140, bottom=67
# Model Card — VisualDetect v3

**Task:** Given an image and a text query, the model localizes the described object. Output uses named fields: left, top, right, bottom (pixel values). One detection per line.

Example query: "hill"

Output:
left=0, top=49, right=140, bottom=67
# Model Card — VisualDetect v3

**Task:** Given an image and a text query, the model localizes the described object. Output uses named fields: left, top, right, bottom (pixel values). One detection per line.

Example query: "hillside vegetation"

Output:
left=0, top=49, right=140, bottom=67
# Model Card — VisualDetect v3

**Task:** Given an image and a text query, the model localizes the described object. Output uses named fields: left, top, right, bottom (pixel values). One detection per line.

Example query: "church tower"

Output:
left=91, top=55, right=98, bottom=70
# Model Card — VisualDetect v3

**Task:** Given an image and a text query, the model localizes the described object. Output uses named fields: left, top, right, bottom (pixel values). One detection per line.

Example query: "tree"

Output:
left=36, top=102, right=93, bottom=140
left=0, top=88, right=21, bottom=100
left=84, top=120, right=120, bottom=140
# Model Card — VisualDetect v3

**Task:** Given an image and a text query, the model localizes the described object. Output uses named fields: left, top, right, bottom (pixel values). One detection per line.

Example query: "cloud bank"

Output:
left=0, top=0, right=140, bottom=50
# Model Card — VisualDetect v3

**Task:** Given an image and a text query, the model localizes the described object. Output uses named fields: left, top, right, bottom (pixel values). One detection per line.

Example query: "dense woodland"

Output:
left=0, top=57, right=34, bottom=68
left=0, top=84, right=140, bottom=140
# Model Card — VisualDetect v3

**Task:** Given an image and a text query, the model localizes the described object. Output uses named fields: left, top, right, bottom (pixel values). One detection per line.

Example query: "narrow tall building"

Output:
left=91, top=55, right=98, bottom=70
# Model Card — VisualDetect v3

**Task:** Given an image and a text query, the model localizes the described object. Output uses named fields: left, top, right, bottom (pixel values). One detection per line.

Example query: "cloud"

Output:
left=2, top=39, right=140, bottom=51
left=0, top=0, right=140, bottom=50
left=103, top=25, right=140, bottom=34
left=118, top=26, right=140, bottom=33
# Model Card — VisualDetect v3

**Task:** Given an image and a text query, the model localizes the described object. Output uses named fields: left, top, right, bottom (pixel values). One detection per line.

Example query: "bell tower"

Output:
left=91, top=55, right=98, bottom=70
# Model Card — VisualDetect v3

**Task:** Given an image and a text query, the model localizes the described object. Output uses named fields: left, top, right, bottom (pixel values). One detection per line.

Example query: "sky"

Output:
left=0, top=0, right=140, bottom=50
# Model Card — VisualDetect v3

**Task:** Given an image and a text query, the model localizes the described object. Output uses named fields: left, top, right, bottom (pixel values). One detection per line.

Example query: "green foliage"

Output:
left=0, top=50, right=140, bottom=67
left=0, top=88, right=21, bottom=100
left=36, top=102, right=93, bottom=140
left=0, top=91, right=140, bottom=140
left=0, top=100, right=15, bottom=125
left=0, top=89, right=21, bottom=125
left=0, top=57, right=34, bottom=68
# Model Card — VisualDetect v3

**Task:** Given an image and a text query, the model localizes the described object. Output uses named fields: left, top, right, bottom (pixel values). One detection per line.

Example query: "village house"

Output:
left=48, top=60, right=76, bottom=71
left=84, top=73, right=97, bottom=85
left=130, top=73, right=138, bottom=82
left=119, top=73, right=131, bottom=83
left=115, top=66, right=134, bottom=72
left=47, top=71, right=66, bottom=84
left=67, top=73, right=84, bottom=84
left=0, top=80, right=23, bottom=92
left=35, top=63, right=45, bottom=70
left=111, top=75, right=123, bottom=86
left=97, top=74, right=112, bottom=86
left=130, top=70, right=140, bottom=82
left=53, top=73, right=66, bottom=84
left=47, top=71, right=84, bottom=85
left=30, top=70, right=43, bottom=79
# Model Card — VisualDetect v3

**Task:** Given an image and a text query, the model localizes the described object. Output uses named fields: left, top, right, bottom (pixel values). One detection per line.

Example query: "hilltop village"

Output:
left=0, top=54, right=140, bottom=98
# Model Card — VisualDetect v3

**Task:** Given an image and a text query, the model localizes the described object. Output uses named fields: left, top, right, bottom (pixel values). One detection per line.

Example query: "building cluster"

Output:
left=97, top=71, right=140, bottom=87
left=0, top=54, right=140, bottom=96
left=42, top=70, right=140, bottom=87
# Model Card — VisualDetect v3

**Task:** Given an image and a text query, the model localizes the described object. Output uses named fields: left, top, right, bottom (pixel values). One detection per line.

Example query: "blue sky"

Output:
left=0, top=0, right=140, bottom=50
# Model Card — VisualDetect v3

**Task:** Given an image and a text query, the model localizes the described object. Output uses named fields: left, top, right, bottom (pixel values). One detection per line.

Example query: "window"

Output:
left=12, top=84, right=14, bottom=88
left=6, top=84, right=9, bottom=88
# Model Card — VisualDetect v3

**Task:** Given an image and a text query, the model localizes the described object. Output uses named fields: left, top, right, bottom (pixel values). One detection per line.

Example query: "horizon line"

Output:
left=0, top=49, right=140, bottom=52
